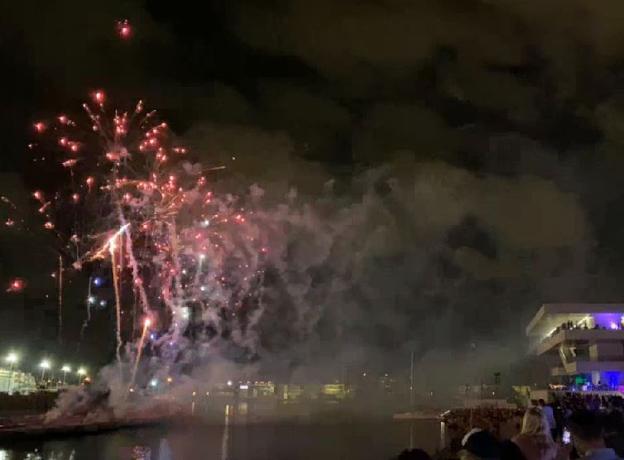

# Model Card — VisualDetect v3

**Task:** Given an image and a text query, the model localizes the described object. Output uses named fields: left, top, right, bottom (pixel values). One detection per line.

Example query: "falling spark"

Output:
left=92, top=90, right=105, bottom=105
left=129, top=317, right=151, bottom=390
left=6, top=278, right=25, bottom=293
left=90, top=224, right=130, bottom=261
left=116, top=19, right=132, bottom=40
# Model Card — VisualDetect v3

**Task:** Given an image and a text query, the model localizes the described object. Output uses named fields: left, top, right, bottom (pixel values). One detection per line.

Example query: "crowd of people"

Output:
left=547, top=321, right=624, bottom=340
left=392, top=394, right=624, bottom=460
left=443, top=408, right=524, bottom=441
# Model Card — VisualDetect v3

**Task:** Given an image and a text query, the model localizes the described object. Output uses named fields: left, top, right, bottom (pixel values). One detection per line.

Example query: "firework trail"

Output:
left=129, top=318, right=151, bottom=390
left=109, top=235, right=123, bottom=368
left=79, top=276, right=93, bottom=342
left=58, top=255, right=63, bottom=344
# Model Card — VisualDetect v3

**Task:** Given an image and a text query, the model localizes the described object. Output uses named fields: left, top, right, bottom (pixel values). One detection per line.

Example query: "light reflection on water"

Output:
left=221, top=404, right=231, bottom=460
left=0, top=450, right=78, bottom=460
left=0, top=404, right=445, bottom=460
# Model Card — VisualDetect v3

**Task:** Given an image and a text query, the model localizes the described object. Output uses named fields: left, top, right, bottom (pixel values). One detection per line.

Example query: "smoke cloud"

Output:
left=4, top=0, right=624, bottom=397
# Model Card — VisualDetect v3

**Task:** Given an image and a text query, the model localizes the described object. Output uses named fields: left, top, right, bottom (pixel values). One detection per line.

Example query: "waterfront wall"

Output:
left=0, top=391, right=58, bottom=415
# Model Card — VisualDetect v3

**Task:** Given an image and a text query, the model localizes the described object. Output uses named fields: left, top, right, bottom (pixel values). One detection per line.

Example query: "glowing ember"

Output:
left=6, top=278, right=25, bottom=293
left=116, top=19, right=132, bottom=39
left=92, top=90, right=105, bottom=104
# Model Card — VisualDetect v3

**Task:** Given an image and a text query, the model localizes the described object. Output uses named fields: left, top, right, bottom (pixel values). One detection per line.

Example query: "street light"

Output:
left=5, top=353, right=18, bottom=366
left=61, top=365, right=71, bottom=385
left=77, top=367, right=87, bottom=384
left=5, top=352, right=19, bottom=393
left=39, top=359, right=51, bottom=382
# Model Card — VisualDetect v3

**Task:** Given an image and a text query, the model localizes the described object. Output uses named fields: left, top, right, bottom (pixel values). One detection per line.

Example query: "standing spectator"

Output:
left=553, top=403, right=564, bottom=441
left=512, top=408, right=558, bottom=460
left=539, top=399, right=557, bottom=440
left=604, top=411, right=624, bottom=458
left=569, top=410, right=622, bottom=460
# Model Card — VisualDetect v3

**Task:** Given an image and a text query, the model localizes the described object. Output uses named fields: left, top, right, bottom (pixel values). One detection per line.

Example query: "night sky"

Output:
left=2, top=1, right=624, bottom=383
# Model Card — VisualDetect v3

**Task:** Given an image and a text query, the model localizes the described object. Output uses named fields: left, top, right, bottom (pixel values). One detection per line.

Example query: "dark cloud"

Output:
left=234, top=0, right=525, bottom=77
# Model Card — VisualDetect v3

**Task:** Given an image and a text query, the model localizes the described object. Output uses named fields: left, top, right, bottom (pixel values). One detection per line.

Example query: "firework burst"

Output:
left=116, top=19, right=133, bottom=40
left=26, top=91, right=267, bottom=376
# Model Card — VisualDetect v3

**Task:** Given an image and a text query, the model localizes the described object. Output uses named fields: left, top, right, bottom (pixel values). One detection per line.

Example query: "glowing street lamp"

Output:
left=77, top=367, right=87, bottom=383
left=39, top=359, right=51, bottom=381
left=5, top=352, right=18, bottom=366
left=61, top=365, right=71, bottom=385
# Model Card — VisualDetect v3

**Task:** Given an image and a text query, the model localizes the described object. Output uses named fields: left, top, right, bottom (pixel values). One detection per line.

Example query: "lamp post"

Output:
left=39, top=359, right=51, bottom=383
left=61, top=365, right=71, bottom=386
left=5, top=353, right=18, bottom=393
left=77, top=367, right=87, bottom=384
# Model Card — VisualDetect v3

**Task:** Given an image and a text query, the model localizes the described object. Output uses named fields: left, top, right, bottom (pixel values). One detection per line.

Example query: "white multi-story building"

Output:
left=527, top=303, right=624, bottom=389
left=0, top=368, right=37, bottom=394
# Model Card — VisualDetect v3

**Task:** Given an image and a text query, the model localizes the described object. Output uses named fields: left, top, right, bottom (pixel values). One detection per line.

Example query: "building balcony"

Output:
left=535, top=329, right=624, bottom=355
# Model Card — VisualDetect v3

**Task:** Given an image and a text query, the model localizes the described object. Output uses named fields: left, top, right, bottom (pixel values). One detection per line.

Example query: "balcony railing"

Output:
left=536, top=329, right=624, bottom=355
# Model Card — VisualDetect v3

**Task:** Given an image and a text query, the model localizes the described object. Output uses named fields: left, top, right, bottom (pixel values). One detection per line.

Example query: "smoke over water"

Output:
left=0, top=102, right=594, bottom=422
left=43, top=143, right=590, bottom=418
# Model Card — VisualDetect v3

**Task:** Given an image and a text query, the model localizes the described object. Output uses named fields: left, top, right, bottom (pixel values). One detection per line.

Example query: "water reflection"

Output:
left=158, top=439, right=172, bottom=460
left=0, top=404, right=443, bottom=459
left=221, top=404, right=231, bottom=460
left=21, top=449, right=77, bottom=460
